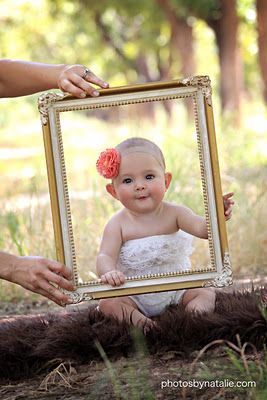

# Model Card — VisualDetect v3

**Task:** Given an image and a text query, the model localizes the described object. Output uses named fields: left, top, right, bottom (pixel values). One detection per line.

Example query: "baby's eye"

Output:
left=146, top=174, right=155, bottom=180
left=123, top=178, right=132, bottom=184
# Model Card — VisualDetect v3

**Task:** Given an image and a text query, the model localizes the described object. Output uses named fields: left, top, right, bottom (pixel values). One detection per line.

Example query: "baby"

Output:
left=95, top=137, right=234, bottom=331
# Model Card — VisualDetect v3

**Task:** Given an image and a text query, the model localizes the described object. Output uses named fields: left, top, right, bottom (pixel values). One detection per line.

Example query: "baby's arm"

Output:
left=176, top=192, right=234, bottom=238
left=96, top=218, right=125, bottom=286
left=176, top=206, right=208, bottom=239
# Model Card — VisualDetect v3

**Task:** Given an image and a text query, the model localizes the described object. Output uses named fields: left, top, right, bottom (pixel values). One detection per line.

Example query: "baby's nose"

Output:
left=135, top=180, right=146, bottom=190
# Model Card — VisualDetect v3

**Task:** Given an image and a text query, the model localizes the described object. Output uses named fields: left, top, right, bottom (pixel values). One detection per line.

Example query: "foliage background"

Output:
left=0, top=0, right=266, bottom=300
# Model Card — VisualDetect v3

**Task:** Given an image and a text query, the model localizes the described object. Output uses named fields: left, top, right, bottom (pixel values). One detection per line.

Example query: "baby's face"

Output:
left=112, top=152, right=170, bottom=214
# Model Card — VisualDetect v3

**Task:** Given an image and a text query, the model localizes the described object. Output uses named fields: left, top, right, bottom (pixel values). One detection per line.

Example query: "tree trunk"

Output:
left=256, top=0, right=267, bottom=104
left=156, top=0, right=195, bottom=118
left=156, top=0, right=195, bottom=79
left=95, top=13, right=157, bottom=120
left=208, top=0, right=242, bottom=114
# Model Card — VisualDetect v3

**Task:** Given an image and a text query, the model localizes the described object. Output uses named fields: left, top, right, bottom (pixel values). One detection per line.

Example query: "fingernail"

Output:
left=103, top=82, right=109, bottom=88
left=80, top=92, right=86, bottom=98
left=93, top=90, right=99, bottom=96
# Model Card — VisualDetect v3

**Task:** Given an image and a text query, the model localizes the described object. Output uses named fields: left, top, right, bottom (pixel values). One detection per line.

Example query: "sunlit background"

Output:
left=0, top=0, right=266, bottom=300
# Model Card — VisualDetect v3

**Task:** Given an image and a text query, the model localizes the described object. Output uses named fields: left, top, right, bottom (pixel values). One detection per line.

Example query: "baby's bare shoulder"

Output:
left=106, top=209, right=126, bottom=227
left=163, top=201, right=189, bottom=214
left=102, top=212, right=124, bottom=241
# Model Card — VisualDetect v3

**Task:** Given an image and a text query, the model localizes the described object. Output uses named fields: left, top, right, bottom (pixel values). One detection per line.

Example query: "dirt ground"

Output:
left=0, top=295, right=264, bottom=400
left=0, top=345, right=260, bottom=399
left=0, top=354, right=252, bottom=400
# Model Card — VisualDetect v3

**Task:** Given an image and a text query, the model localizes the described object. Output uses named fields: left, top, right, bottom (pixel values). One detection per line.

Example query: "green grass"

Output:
left=88, top=331, right=267, bottom=399
left=0, top=97, right=266, bottom=300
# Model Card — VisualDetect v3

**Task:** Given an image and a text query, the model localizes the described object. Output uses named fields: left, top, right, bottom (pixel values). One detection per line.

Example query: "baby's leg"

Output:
left=182, top=287, right=216, bottom=313
left=98, top=296, right=154, bottom=331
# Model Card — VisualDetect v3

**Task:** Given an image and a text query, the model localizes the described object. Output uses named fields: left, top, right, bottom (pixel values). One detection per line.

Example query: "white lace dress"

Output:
left=117, top=231, right=193, bottom=317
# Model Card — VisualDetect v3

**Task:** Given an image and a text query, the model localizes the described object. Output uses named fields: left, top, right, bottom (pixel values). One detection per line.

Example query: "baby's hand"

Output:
left=223, top=192, right=235, bottom=221
left=100, top=270, right=126, bottom=286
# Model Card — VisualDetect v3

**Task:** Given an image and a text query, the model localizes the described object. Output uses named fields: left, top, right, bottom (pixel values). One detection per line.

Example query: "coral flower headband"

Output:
left=96, top=146, right=165, bottom=179
left=96, top=148, right=121, bottom=179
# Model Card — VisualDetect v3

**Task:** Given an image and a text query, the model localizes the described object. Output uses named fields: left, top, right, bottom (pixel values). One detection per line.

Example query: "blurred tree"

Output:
left=169, top=0, right=242, bottom=115
left=256, top=0, right=267, bottom=104
left=156, top=0, right=195, bottom=79
left=206, top=0, right=242, bottom=114
left=48, top=0, right=176, bottom=117
left=155, top=0, right=195, bottom=117
left=0, top=0, right=262, bottom=116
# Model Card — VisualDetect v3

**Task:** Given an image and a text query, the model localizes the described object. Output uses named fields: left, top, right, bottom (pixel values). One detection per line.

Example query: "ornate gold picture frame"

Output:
left=38, top=76, right=232, bottom=304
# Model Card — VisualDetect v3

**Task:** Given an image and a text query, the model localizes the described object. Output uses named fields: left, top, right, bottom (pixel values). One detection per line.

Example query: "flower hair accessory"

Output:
left=96, top=148, right=121, bottom=179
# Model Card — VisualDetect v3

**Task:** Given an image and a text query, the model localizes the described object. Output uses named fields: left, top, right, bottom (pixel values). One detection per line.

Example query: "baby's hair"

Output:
left=116, top=137, right=166, bottom=170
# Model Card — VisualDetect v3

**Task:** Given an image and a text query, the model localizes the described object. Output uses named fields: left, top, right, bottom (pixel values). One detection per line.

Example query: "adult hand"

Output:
left=10, top=256, right=74, bottom=306
left=57, top=64, right=109, bottom=98
left=0, top=59, right=109, bottom=98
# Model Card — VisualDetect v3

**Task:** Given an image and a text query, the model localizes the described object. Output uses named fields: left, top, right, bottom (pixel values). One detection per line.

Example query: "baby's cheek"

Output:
left=119, top=187, right=132, bottom=202
left=152, top=183, right=165, bottom=197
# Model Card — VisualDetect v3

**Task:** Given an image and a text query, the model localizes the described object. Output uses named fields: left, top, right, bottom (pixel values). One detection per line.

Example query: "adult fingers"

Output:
left=42, top=282, right=70, bottom=302
left=59, top=65, right=108, bottom=98
left=59, top=78, right=88, bottom=98
left=36, top=279, right=73, bottom=305
left=82, top=68, right=109, bottom=89
left=47, top=260, right=73, bottom=280
left=44, top=269, right=74, bottom=291
left=70, top=74, right=101, bottom=97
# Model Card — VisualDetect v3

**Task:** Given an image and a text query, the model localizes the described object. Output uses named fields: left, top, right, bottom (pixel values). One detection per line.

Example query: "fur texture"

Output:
left=0, top=288, right=266, bottom=381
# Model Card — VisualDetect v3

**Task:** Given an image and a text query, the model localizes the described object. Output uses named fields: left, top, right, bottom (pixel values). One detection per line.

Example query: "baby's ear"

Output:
left=106, top=183, right=118, bottom=199
left=164, top=172, right=172, bottom=190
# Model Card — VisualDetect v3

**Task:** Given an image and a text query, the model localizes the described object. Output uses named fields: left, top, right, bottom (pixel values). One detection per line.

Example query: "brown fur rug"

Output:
left=0, top=287, right=266, bottom=381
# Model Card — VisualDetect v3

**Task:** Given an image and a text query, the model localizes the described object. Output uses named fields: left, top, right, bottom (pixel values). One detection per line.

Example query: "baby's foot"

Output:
left=143, top=318, right=157, bottom=335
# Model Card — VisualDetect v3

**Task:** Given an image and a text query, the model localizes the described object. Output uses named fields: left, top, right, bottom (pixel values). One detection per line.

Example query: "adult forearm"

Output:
left=0, top=251, right=16, bottom=281
left=0, top=251, right=74, bottom=305
left=0, top=59, right=66, bottom=97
